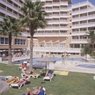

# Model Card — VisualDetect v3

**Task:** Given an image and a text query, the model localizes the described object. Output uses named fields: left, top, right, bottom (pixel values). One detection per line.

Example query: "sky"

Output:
left=72, top=0, right=95, bottom=4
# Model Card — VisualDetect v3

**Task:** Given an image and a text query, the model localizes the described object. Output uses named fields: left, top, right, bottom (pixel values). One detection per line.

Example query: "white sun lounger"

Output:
left=43, top=70, right=54, bottom=81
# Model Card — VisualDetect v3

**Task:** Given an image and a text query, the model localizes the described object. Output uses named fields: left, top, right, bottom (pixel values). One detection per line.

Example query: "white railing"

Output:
left=71, top=39, right=88, bottom=44
left=71, top=31, right=87, bottom=35
left=72, top=23, right=95, bottom=28
left=0, top=1, right=23, bottom=15
left=34, top=32, right=69, bottom=37
left=0, top=7, right=19, bottom=19
left=33, top=46, right=81, bottom=53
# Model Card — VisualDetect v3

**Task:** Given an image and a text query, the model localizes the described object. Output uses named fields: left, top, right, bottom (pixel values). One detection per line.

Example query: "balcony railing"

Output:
left=33, top=46, right=81, bottom=53
left=0, top=6, right=19, bottom=19
left=34, top=32, right=69, bottom=37
left=72, top=22, right=95, bottom=28
left=0, top=1, right=23, bottom=15
left=72, top=15, right=95, bottom=22
left=70, top=39, right=88, bottom=44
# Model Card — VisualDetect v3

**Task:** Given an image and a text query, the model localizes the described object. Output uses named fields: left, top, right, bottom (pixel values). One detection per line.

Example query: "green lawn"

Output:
left=0, top=63, right=95, bottom=95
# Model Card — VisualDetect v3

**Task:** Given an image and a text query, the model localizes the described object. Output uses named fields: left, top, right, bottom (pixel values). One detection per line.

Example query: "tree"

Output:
left=82, top=31, right=95, bottom=56
left=0, top=16, right=20, bottom=64
left=20, top=0, right=47, bottom=68
left=88, top=31, right=95, bottom=54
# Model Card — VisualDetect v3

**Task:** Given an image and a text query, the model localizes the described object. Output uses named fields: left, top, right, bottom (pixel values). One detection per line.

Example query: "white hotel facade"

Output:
left=0, top=0, right=95, bottom=57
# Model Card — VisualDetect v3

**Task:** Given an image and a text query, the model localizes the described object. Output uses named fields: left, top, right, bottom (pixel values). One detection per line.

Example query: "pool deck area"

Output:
left=52, top=61, right=95, bottom=74
left=1, top=55, right=95, bottom=74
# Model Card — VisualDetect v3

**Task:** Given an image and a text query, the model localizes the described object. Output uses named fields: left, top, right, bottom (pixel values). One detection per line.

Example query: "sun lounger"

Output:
left=10, top=76, right=30, bottom=89
left=43, top=70, right=54, bottom=81
left=10, top=79, right=26, bottom=89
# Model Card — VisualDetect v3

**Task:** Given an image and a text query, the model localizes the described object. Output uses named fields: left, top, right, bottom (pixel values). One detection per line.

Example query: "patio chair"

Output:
left=43, top=70, right=54, bottom=81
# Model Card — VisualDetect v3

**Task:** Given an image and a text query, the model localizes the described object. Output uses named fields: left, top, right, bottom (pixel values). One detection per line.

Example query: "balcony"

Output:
left=0, top=1, right=23, bottom=15
left=0, top=7, right=19, bottom=19
left=34, top=32, right=69, bottom=37
left=72, top=15, right=95, bottom=22
left=33, top=46, right=66, bottom=52
left=60, top=14, right=70, bottom=18
left=72, top=22, right=95, bottom=29
left=70, top=39, right=88, bottom=44
left=72, top=8, right=95, bottom=15
left=51, top=15, right=60, bottom=18
left=33, top=46, right=81, bottom=53
left=71, top=31, right=87, bottom=36
left=11, top=0, right=22, bottom=7
left=60, top=8, right=69, bottom=12
left=45, top=9, right=53, bottom=13
left=44, top=4, right=53, bottom=7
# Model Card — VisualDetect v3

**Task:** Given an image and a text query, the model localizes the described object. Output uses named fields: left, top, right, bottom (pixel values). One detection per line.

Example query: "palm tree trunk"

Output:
left=8, top=32, right=12, bottom=64
left=29, top=25, right=34, bottom=69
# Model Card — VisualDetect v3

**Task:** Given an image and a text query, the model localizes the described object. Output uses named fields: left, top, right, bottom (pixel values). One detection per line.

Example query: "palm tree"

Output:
left=88, top=31, right=95, bottom=55
left=0, top=16, right=20, bottom=64
left=82, top=30, right=95, bottom=56
left=20, top=0, right=47, bottom=68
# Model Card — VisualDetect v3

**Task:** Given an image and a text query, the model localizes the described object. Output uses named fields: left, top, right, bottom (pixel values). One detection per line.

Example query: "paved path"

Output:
left=49, top=61, right=95, bottom=74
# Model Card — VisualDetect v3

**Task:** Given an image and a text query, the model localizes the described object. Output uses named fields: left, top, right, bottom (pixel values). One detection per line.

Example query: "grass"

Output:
left=0, top=63, right=95, bottom=95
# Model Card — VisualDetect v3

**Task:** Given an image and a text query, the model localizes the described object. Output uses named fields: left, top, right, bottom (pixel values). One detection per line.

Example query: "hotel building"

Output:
left=0, top=0, right=95, bottom=57
left=70, top=1, right=95, bottom=55
left=0, top=0, right=27, bottom=57
left=33, top=0, right=95, bottom=57
left=33, top=0, right=71, bottom=57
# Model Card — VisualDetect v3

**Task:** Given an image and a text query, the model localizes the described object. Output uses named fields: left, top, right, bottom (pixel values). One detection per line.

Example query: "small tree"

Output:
left=0, top=16, right=21, bottom=64
left=20, top=0, right=47, bottom=68
left=82, top=31, right=95, bottom=56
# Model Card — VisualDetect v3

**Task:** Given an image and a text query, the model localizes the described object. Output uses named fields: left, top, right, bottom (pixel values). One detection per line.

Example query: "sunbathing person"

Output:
left=38, top=86, right=45, bottom=95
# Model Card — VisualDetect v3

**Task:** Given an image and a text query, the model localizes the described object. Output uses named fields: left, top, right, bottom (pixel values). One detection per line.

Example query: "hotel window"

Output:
left=73, top=22, right=79, bottom=25
left=72, top=29, right=79, bottom=33
left=0, top=37, right=4, bottom=44
left=5, top=38, right=9, bottom=44
left=72, top=15, right=79, bottom=19
left=60, top=24, right=67, bottom=27
left=53, top=6, right=59, bottom=10
left=45, top=7, right=52, bottom=10
left=80, top=36, right=87, bottom=39
left=15, top=39, right=25, bottom=45
left=7, top=7, right=12, bottom=13
left=80, top=6, right=87, bottom=10
left=72, top=36, right=79, bottom=39
left=46, top=1, right=52, bottom=4
left=70, top=44, right=74, bottom=48
left=80, top=13, right=87, bottom=18
left=0, top=37, right=8, bottom=44
left=74, top=44, right=80, bottom=48
left=80, top=20, right=87, bottom=24
left=60, top=30, right=67, bottom=33
left=0, top=3, right=6, bottom=9
left=60, top=5, right=67, bottom=9
left=53, top=12, right=59, bottom=15
left=70, top=44, right=80, bottom=48
left=72, top=8, right=79, bottom=12
left=88, top=19, right=95, bottom=23
left=80, top=28, right=87, bottom=32
left=60, top=18, right=67, bottom=21
left=60, top=12, right=67, bottom=15
left=53, top=0, right=59, bottom=2
left=88, top=12, right=95, bottom=16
